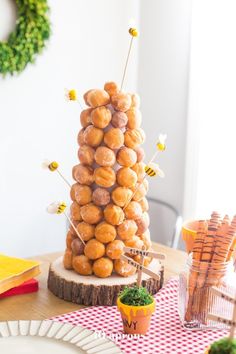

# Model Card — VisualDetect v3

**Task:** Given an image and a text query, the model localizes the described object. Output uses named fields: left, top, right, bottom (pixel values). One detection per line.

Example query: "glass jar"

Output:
left=178, top=254, right=236, bottom=330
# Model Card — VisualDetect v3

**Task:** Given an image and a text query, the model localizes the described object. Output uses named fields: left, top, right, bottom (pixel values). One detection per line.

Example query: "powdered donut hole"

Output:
left=139, top=229, right=151, bottom=249
left=77, top=145, right=95, bottom=166
left=73, top=255, right=93, bottom=275
left=80, top=108, right=92, bottom=128
left=72, top=164, right=94, bottom=185
left=143, top=179, right=149, bottom=192
left=135, top=212, right=150, bottom=235
left=66, top=231, right=76, bottom=249
left=95, top=222, right=116, bottom=243
left=125, top=235, right=144, bottom=254
left=104, top=128, right=124, bottom=149
left=131, top=182, right=146, bottom=202
left=106, top=240, right=124, bottom=260
left=69, top=220, right=79, bottom=236
left=104, top=81, right=119, bottom=97
left=94, top=167, right=116, bottom=188
left=76, top=222, right=95, bottom=241
left=83, top=89, right=94, bottom=106
left=111, top=186, right=133, bottom=207
left=63, top=249, right=73, bottom=270
left=124, top=129, right=144, bottom=149
left=91, top=106, right=112, bottom=129
left=117, top=219, right=138, bottom=240
left=124, top=201, right=143, bottom=220
left=126, top=108, right=142, bottom=129
left=116, top=147, right=137, bottom=167
left=116, top=167, right=137, bottom=188
left=111, top=111, right=128, bottom=128
left=84, top=125, right=104, bottom=147
left=135, top=146, right=145, bottom=162
left=77, top=128, right=85, bottom=146
left=80, top=203, right=103, bottom=224
left=94, top=146, right=116, bottom=167
left=129, top=93, right=140, bottom=108
left=114, top=259, right=136, bottom=277
left=74, top=184, right=92, bottom=205
left=133, top=255, right=152, bottom=267
left=104, top=204, right=125, bottom=225
left=93, top=257, right=113, bottom=278
left=70, top=183, right=78, bottom=201
left=70, top=202, right=81, bottom=221
left=131, top=162, right=146, bottom=182
left=111, top=92, right=132, bottom=112
left=92, top=187, right=110, bottom=206
left=87, top=89, right=110, bottom=108
left=139, top=197, right=149, bottom=212
left=84, top=239, right=105, bottom=260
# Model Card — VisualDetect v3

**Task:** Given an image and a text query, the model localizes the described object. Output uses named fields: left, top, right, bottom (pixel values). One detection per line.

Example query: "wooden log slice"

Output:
left=48, top=257, right=164, bottom=306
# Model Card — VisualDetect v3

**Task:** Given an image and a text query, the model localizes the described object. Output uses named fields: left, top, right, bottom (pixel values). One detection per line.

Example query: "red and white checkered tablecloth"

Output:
left=52, top=278, right=227, bottom=354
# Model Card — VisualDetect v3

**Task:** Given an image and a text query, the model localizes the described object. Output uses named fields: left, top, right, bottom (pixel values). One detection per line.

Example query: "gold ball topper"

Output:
left=129, top=28, right=139, bottom=37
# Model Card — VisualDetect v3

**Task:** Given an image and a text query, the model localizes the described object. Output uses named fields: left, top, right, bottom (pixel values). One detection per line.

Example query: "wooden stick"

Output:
left=136, top=247, right=145, bottom=287
left=63, top=212, right=85, bottom=246
left=120, top=254, right=160, bottom=280
left=56, top=169, right=72, bottom=188
left=208, top=313, right=236, bottom=327
left=123, top=247, right=166, bottom=260
left=120, top=36, right=134, bottom=91
left=211, top=287, right=236, bottom=305
left=229, top=294, right=236, bottom=339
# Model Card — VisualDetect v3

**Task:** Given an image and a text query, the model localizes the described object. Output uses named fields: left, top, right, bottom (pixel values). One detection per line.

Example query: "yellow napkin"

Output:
left=0, top=254, right=40, bottom=294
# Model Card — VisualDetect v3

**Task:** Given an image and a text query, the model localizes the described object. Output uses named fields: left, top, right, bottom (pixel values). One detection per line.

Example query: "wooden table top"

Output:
left=0, top=243, right=187, bottom=321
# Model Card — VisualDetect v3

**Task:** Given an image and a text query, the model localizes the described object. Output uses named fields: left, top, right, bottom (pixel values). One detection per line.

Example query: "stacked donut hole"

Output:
left=63, top=82, right=152, bottom=278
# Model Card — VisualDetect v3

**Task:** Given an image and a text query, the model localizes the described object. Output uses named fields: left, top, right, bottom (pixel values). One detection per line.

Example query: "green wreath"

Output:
left=0, top=0, right=50, bottom=75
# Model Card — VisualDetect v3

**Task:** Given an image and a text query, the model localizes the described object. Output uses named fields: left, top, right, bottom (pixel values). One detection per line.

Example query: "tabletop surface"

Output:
left=0, top=243, right=187, bottom=321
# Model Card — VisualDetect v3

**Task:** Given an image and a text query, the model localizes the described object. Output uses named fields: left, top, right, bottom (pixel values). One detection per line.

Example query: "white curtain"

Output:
left=184, top=0, right=236, bottom=219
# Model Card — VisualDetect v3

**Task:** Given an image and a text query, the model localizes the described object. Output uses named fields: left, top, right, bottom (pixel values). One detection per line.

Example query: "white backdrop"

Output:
left=0, top=0, right=191, bottom=257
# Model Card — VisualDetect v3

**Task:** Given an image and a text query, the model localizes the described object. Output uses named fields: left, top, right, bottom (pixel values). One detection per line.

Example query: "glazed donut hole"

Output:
left=130, top=182, right=146, bottom=202
left=93, top=257, right=113, bottom=278
left=94, top=166, right=116, bottom=188
left=129, top=93, right=140, bottom=108
left=125, top=235, right=144, bottom=255
left=66, top=230, right=76, bottom=249
left=106, top=240, right=125, bottom=260
left=94, top=146, right=116, bottom=167
left=104, top=204, right=125, bottom=225
left=131, top=162, right=146, bottom=182
left=117, top=219, right=138, bottom=240
left=84, top=238, right=105, bottom=260
left=77, top=128, right=85, bottom=146
left=124, top=201, right=143, bottom=220
left=80, top=203, right=103, bottom=224
left=139, top=229, right=151, bottom=250
left=73, top=255, right=93, bottom=275
left=72, top=164, right=94, bottom=185
left=77, top=145, right=95, bottom=166
left=70, top=183, right=78, bottom=201
left=124, top=129, right=144, bottom=149
left=70, top=202, right=82, bottom=221
left=111, top=186, right=133, bottom=207
left=76, top=221, right=95, bottom=241
left=84, top=125, right=104, bottom=147
left=92, top=187, right=110, bottom=206
left=116, top=147, right=137, bottom=167
left=71, top=238, right=85, bottom=256
left=143, top=179, right=149, bottom=192
left=139, top=197, right=149, bottom=212
left=116, top=167, right=137, bottom=188
left=111, top=111, right=128, bottom=129
left=63, top=249, right=73, bottom=270
left=104, top=128, right=124, bottom=149
left=135, top=146, right=145, bottom=162
left=135, top=212, right=150, bottom=235
left=86, top=89, right=110, bottom=108
left=74, top=184, right=92, bottom=205
left=83, top=89, right=94, bottom=106
left=91, top=106, right=112, bottom=129
left=95, top=221, right=116, bottom=243
left=111, top=92, right=132, bottom=112
left=80, top=108, right=92, bottom=128
left=104, top=81, right=119, bottom=97
left=126, top=108, right=142, bottom=129
left=114, top=259, right=136, bottom=277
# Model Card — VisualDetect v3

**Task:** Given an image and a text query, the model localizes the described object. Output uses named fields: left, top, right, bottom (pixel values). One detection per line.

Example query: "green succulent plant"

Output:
left=209, top=338, right=236, bottom=354
left=0, top=0, right=50, bottom=75
left=119, top=286, right=154, bottom=306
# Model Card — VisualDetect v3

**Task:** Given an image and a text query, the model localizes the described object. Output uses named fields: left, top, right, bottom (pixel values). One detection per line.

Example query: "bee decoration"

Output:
left=42, top=160, right=71, bottom=188
left=157, top=134, right=167, bottom=152
left=129, top=27, right=139, bottom=37
left=65, top=88, right=83, bottom=109
left=47, top=202, right=85, bottom=245
left=144, top=163, right=165, bottom=178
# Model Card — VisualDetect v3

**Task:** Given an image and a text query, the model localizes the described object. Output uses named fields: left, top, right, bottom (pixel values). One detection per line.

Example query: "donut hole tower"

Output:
left=47, top=28, right=165, bottom=305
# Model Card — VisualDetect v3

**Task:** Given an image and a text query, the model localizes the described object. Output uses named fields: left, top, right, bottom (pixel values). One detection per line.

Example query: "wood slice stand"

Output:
left=48, top=257, right=164, bottom=306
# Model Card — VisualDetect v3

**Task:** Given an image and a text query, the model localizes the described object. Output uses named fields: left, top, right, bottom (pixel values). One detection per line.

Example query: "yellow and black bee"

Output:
left=129, top=28, right=139, bottom=37
left=145, top=165, right=157, bottom=177
left=57, top=202, right=67, bottom=214
left=144, top=163, right=165, bottom=178
left=48, top=161, right=59, bottom=172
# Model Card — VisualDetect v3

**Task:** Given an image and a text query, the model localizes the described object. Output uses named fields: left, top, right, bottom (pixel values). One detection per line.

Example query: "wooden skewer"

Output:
left=229, top=292, right=236, bottom=339
left=56, top=169, right=72, bottom=188
left=123, top=247, right=166, bottom=260
left=120, top=254, right=160, bottom=280
left=63, top=212, right=85, bottom=246
left=136, top=246, right=145, bottom=287
left=120, top=35, right=134, bottom=91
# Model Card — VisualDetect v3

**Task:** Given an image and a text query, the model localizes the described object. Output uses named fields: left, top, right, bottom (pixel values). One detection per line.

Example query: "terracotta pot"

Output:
left=182, top=220, right=199, bottom=254
left=117, top=297, right=155, bottom=335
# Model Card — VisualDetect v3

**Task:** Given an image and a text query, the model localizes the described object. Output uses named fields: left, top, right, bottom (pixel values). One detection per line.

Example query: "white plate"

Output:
left=0, top=320, right=122, bottom=354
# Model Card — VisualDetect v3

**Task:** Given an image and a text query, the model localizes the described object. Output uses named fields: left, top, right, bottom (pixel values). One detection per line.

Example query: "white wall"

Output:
left=0, top=0, right=139, bottom=257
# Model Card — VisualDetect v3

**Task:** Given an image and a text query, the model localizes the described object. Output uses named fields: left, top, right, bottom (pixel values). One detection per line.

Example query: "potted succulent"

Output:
left=205, top=338, right=236, bottom=354
left=117, top=286, right=155, bottom=335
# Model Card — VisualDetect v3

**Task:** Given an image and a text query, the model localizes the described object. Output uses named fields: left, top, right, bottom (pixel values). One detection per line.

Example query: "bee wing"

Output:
left=158, top=168, right=165, bottom=178
left=47, top=202, right=60, bottom=214
left=159, top=133, right=167, bottom=144
left=42, top=159, right=50, bottom=169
